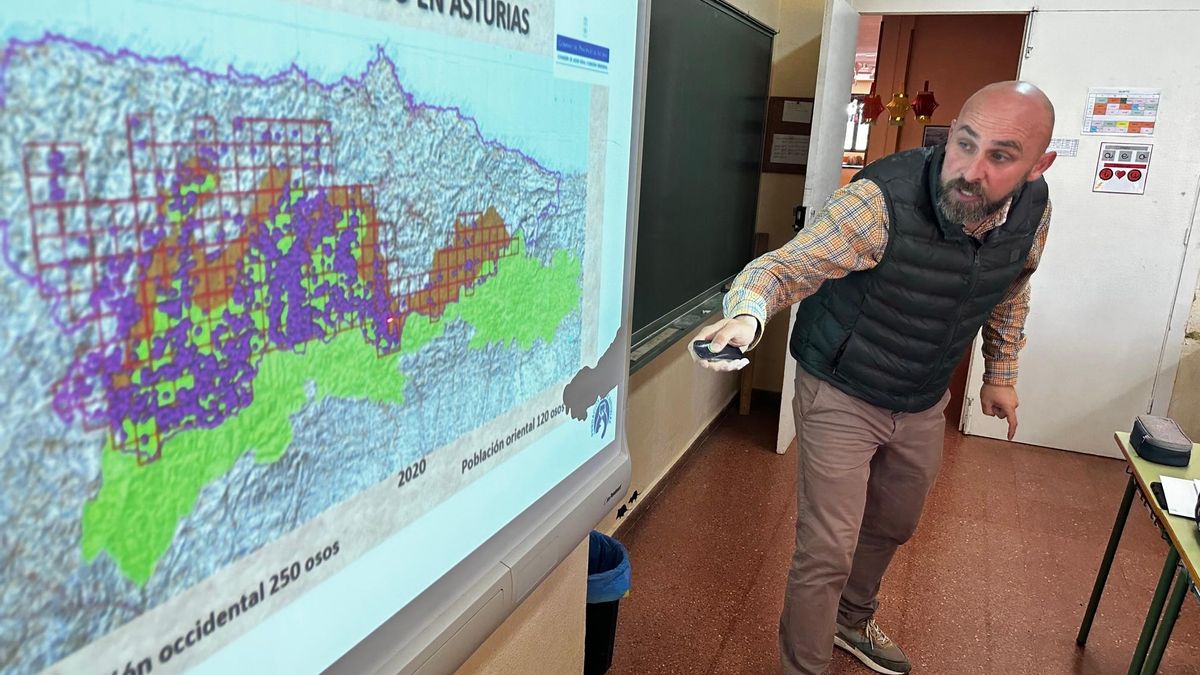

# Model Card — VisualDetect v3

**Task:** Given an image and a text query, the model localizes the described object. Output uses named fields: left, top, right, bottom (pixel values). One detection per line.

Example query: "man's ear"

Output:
left=1027, top=151, right=1057, bottom=182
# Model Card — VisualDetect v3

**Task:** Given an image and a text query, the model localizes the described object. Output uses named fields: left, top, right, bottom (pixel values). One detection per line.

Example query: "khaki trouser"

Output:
left=779, top=367, right=950, bottom=675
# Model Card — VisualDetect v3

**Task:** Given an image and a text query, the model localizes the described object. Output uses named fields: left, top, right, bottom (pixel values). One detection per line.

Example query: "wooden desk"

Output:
left=1077, top=432, right=1200, bottom=675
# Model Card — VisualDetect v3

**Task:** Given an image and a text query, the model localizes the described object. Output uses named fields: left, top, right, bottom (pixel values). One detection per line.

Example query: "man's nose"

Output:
left=962, top=155, right=987, bottom=185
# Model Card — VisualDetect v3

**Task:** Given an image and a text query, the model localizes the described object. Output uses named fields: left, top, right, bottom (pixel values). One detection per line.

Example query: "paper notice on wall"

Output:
left=1048, top=138, right=1079, bottom=157
left=769, top=134, right=810, bottom=165
left=1093, top=142, right=1152, bottom=195
left=782, top=100, right=814, bottom=124
left=1083, top=88, right=1161, bottom=136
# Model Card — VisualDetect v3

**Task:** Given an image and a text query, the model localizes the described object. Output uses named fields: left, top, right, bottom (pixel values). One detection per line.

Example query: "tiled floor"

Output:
left=609, top=395, right=1200, bottom=674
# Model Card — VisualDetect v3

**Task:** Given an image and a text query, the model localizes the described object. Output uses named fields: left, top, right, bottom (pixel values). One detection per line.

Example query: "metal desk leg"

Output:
left=1139, top=566, right=1191, bottom=675
left=1127, top=547, right=1181, bottom=675
left=1078, top=475, right=1137, bottom=645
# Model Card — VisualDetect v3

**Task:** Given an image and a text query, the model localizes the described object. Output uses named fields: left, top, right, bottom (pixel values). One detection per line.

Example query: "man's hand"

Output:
left=691, top=315, right=757, bottom=372
left=980, top=383, right=1019, bottom=440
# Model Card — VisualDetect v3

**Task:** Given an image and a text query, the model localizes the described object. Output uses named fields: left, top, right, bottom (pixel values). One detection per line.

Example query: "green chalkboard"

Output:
left=631, top=0, right=774, bottom=345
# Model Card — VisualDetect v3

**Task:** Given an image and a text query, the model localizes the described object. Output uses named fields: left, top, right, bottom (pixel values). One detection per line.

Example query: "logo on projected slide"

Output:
left=591, top=394, right=613, bottom=438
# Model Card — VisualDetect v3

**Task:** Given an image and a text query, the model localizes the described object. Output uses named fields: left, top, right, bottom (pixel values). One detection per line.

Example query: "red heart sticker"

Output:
left=1116, top=170, right=1127, bottom=178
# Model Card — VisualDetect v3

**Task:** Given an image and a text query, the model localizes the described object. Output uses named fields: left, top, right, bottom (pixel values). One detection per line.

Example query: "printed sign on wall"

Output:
left=1082, top=88, right=1160, bottom=136
left=1093, top=142, right=1153, bottom=195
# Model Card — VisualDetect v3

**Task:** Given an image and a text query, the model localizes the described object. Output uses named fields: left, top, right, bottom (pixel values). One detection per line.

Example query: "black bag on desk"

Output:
left=1131, top=415, right=1193, bottom=467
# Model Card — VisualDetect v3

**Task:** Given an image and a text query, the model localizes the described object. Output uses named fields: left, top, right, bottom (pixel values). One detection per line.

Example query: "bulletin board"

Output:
left=761, top=96, right=814, bottom=174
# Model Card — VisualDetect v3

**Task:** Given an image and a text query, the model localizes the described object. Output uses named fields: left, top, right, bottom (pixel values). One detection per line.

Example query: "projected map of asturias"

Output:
left=0, top=1, right=618, bottom=671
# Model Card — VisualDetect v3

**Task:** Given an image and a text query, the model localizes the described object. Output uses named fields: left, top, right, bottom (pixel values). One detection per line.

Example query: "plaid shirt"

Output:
left=724, top=179, right=1052, bottom=387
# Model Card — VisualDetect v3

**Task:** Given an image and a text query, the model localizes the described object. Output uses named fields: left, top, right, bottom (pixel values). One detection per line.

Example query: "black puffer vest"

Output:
left=789, top=145, right=1048, bottom=412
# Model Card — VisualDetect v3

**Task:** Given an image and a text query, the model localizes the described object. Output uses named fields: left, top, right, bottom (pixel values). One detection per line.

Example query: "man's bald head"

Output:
left=937, top=81, right=1058, bottom=225
left=960, top=81, right=1056, bottom=153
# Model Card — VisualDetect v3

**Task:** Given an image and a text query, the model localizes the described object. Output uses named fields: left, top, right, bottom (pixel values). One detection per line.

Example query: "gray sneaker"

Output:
left=833, top=618, right=912, bottom=675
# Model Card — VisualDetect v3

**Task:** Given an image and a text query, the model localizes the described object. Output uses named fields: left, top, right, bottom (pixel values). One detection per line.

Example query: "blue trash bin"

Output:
left=585, top=531, right=631, bottom=675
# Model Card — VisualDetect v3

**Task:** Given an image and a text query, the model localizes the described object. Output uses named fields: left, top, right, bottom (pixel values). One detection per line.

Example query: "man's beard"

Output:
left=937, top=177, right=1013, bottom=225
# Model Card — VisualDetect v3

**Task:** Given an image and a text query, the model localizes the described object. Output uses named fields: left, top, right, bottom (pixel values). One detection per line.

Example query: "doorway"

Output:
left=837, top=12, right=1028, bottom=429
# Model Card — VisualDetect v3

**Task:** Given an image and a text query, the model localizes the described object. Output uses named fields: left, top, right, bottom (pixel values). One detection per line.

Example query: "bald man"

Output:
left=695, top=81, right=1057, bottom=675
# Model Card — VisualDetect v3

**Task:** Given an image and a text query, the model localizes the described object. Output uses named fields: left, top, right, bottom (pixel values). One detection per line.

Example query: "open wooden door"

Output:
left=775, top=0, right=860, bottom=453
